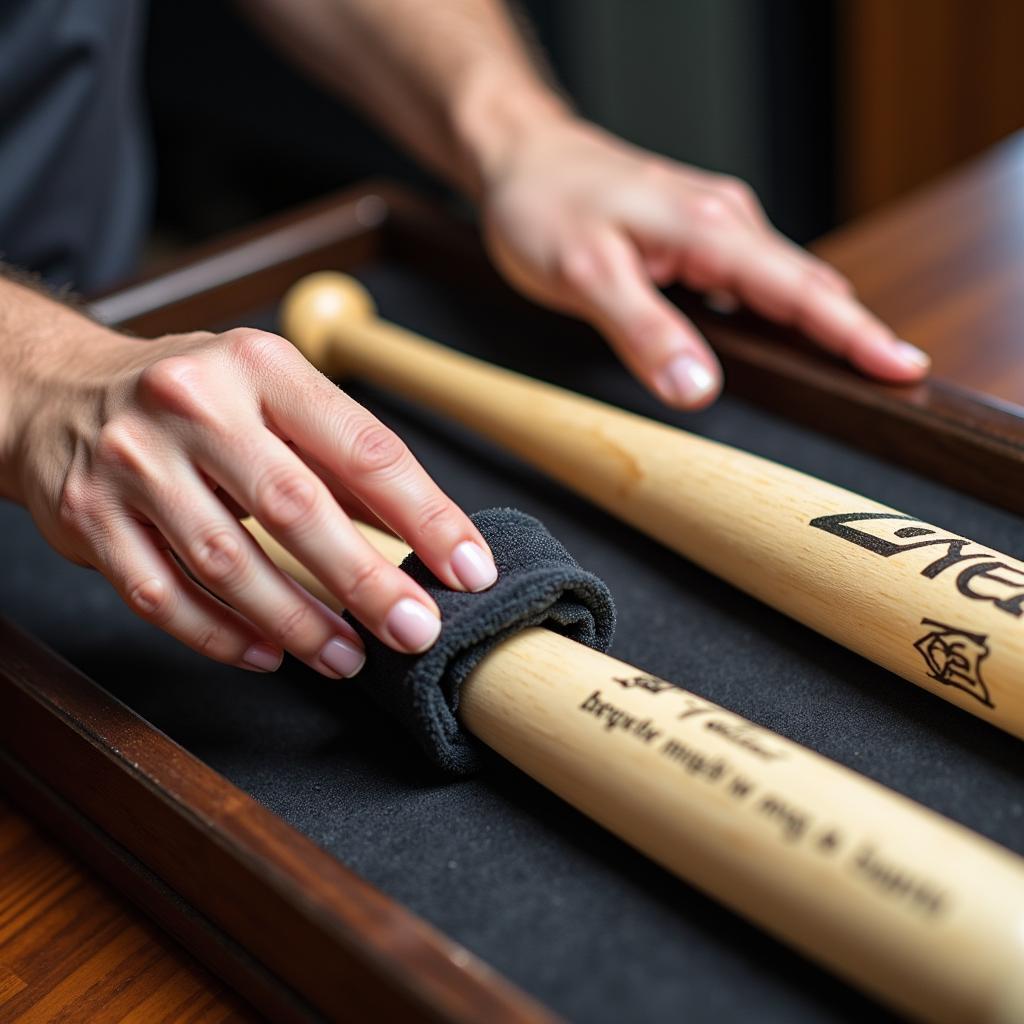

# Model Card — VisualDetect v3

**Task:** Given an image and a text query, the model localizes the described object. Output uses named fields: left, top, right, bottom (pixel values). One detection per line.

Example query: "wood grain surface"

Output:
left=0, top=798, right=256, bottom=1024
left=817, top=132, right=1024, bottom=409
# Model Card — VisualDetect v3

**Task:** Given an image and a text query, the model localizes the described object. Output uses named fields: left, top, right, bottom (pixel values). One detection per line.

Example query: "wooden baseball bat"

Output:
left=279, top=272, right=1024, bottom=740
left=246, top=517, right=1024, bottom=1024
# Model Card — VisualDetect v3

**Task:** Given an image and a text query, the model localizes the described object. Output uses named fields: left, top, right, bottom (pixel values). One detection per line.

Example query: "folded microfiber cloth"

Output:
left=346, top=507, right=616, bottom=776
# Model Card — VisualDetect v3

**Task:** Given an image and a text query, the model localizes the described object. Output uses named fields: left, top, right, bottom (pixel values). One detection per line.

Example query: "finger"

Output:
left=721, top=240, right=930, bottom=381
left=652, top=205, right=928, bottom=382
left=558, top=225, right=721, bottom=409
left=194, top=423, right=447, bottom=655
left=611, top=177, right=919, bottom=382
left=700, top=238, right=850, bottom=311
left=137, top=466, right=370, bottom=676
left=642, top=243, right=677, bottom=286
left=96, top=514, right=285, bottom=673
left=660, top=168, right=767, bottom=231
left=619, top=182, right=848, bottom=305
left=260, top=437, right=393, bottom=534
left=807, top=261, right=855, bottom=296
left=707, top=175, right=767, bottom=230
left=290, top=446, right=393, bottom=536
left=771, top=232, right=856, bottom=296
left=260, top=365, right=498, bottom=594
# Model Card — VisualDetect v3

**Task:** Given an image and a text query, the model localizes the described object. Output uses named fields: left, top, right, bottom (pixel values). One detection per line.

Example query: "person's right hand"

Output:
left=479, top=116, right=930, bottom=408
left=8, top=322, right=497, bottom=677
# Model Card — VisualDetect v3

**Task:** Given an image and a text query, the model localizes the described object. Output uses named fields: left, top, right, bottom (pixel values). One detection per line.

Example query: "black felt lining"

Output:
left=6, top=264, right=1024, bottom=1024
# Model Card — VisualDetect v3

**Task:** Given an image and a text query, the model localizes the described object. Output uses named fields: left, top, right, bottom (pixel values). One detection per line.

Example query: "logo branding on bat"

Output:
left=613, top=675, right=676, bottom=694
left=809, top=512, right=1024, bottom=618
left=913, top=618, right=993, bottom=706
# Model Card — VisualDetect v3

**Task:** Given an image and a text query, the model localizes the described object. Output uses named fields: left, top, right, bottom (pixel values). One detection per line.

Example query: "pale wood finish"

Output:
left=0, top=798, right=256, bottom=1024
left=245, top=519, right=1024, bottom=1024
left=280, top=273, right=1024, bottom=739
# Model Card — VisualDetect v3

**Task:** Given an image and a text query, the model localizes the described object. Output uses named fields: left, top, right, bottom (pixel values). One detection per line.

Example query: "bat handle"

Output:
left=279, top=272, right=683, bottom=493
left=281, top=272, right=378, bottom=374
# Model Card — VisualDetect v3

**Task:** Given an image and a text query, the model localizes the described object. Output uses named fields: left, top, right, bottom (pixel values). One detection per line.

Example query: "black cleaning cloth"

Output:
left=347, top=508, right=616, bottom=776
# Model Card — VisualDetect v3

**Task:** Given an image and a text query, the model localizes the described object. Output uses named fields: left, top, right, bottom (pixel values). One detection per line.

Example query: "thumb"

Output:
left=561, top=228, right=721, bottom=409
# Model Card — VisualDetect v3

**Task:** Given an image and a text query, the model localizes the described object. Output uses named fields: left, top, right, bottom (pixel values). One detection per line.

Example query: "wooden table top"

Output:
left=0, top=799, right=257, bottom=1023
left=816, top=130, right=1024, bottom=410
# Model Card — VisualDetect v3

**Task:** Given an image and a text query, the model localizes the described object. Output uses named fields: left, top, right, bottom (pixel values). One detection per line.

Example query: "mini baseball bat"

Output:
left=279, top=272, right=1024, bottom=740
left=246, top=517, right=1024, bottom=1024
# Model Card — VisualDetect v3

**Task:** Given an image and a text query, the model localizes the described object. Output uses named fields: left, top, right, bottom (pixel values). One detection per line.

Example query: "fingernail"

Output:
left=451, top=541, right=498, bottom=592
left=895, top=339, right=931, bottom=368
left=386, top=597, right=442, bottom=653
left=657, top=353, right=717, bottom=406
left=243, top=642, right=283, bottom=673
left=319, top=635, right=366, bottom=678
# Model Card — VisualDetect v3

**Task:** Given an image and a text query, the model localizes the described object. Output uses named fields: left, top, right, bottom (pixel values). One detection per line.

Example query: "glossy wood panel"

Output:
left=817, top=133, right=1024, bottom=409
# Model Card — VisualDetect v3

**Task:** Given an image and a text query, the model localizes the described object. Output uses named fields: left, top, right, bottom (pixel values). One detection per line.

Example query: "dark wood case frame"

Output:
left=2, top=181, right=1023, bottom=1023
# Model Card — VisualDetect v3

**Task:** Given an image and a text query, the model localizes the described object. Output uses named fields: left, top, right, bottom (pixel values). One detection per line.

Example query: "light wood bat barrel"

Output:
left=246, top=518, right=1024, bottom=1024
left=280, top=272, right=1024, bottom=740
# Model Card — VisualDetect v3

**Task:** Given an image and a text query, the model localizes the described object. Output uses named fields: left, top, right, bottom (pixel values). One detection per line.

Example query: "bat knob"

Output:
left=280, top=272, right=376, bottom=372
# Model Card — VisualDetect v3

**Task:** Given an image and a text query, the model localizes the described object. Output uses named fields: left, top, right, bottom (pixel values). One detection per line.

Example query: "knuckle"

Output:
left=347, top=419, right=409, bottom=477
left=56, top=477, right=94, bottom=534
left=94, top=419, right=152, bottom=476
left=137, top=355, right=210, bottom=418
left=761, top=282, right=805, bottom=325
left=691, top=193, right=732, bottom=228
left=271, top=601, right=316, bottom=648
left=254, top=466, right=318, bottom=530
left=226, top=329, right=295, bottom=374
left=716, top=175, right=758, bottom=209
left=415, top=497, right=459, bottom=537
left=344, top=559, right=388, bottom=605
left=126, top=575, right=175, bottom=626
left=557, top=244, right=603, bottom=292
left=191, top=527, right=249, bottom=587
left=195, top=622, right=229, bottom=659
left=785, top=266, right=821, bottom=316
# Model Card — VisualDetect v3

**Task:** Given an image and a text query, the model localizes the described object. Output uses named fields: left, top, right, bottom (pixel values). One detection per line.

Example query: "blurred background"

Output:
left=145, top=0, right=1024, bottom=254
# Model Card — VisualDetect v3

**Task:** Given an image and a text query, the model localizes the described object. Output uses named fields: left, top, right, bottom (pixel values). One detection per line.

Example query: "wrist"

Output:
left=449, top=66, right=574, bottom=202
left=0, top=301, right=122, bottom=504
left=0, top=376, right=15, bottom=502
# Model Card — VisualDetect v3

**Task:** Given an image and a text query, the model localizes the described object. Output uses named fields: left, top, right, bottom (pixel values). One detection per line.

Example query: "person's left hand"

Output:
left=480, top=116, right=929, bottom=409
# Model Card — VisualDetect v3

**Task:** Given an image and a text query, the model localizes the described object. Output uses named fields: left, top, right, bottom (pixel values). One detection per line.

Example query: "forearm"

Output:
left=238, top=0, right=571, bottom=199
left=0, top=275, right=117, bottom=502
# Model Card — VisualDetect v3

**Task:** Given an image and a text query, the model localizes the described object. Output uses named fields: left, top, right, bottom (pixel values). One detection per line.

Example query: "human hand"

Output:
left=9, top=324, right=497, bottom=677
left=480, top=116, right=929, bottom=408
